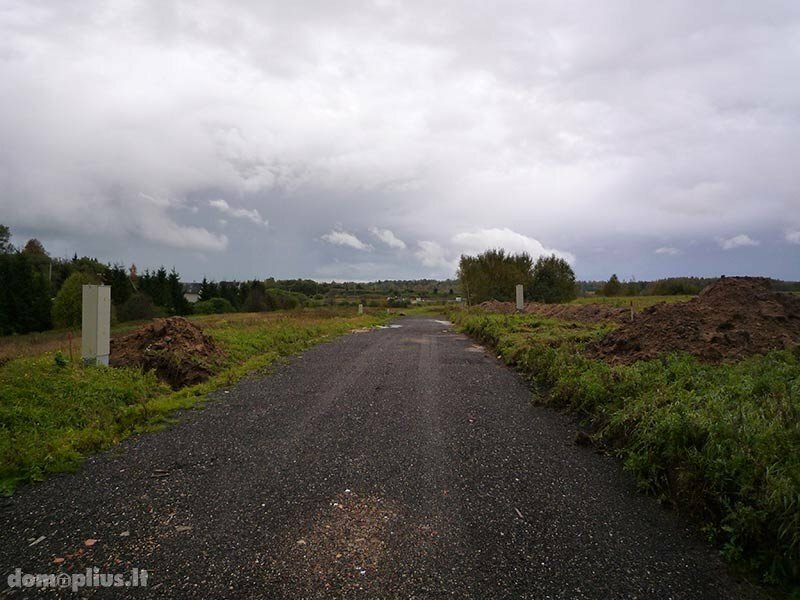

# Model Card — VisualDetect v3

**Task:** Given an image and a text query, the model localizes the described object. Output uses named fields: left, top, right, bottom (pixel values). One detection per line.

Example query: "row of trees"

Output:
left=457, top=250, right=577, bottom=305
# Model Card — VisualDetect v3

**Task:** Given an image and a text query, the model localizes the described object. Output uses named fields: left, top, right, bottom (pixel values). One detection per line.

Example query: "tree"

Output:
left=117, top=292, right=161, bottom=322
left=105, top=263, right=134, bottom=305
left=600, top=274, right=623, bottom=297
left=167, top=268, right=190, bottom=315
left=457, top=249, right=534, bottom=305
left=530, top=255, right=577, bottom=303
left=0, top=225, right=14, bottom=254
left=0, top=252, right=52, bottom=334
left=193, top=297, right=235, bottom=314
left=52, top=272, right=98, bottom=328
left=199, top=277, right=218, bottom=301
left=22, top=239, right=48, bottom=256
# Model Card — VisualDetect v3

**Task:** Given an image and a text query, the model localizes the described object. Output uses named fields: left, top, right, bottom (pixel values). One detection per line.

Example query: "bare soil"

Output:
left=109, top=316, right=226, bottom=388
left=478, top=300, right=629, bottom=323
left=588, top=277, right=800, bottom=364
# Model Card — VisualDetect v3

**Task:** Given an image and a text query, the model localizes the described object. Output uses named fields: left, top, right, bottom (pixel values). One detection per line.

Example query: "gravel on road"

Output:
left=0, top=317, right=762, bottom=598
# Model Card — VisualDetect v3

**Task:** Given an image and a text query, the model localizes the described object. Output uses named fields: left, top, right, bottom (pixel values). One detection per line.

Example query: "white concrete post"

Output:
left=515, top=284, right=524, bottom=311
left=81, top=284, right=111, bottom=366
left=358, top=303, right=364, bottom=315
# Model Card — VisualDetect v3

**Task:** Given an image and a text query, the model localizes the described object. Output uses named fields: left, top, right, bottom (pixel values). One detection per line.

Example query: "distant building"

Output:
left=182, top=282, right=202, bottom=304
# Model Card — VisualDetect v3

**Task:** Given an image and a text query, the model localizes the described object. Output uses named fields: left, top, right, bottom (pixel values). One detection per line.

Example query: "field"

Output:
left=570, top=294, right=695, bottom=308
left=450, top=308, right=800, bottom=590
left=0, top=308, right=387, bottom=494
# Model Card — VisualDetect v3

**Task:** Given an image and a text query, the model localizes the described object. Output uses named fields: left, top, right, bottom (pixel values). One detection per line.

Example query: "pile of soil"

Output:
left=478, top=300, right=629, bottom=323
left=588, top=277, right=800, bottom=364
left=523, top=302, right=629, bottom=324
left=110, top=317, right=226, bottom=389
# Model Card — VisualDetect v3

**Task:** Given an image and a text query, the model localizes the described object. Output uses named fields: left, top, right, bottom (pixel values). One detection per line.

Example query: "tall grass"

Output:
left=0, top=310, right=386, bottom=494
left=453, top=310, right=800, bottom=590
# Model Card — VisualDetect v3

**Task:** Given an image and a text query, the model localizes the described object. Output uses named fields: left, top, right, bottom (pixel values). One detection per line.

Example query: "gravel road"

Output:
left=0, top=317, right=762, bottom=598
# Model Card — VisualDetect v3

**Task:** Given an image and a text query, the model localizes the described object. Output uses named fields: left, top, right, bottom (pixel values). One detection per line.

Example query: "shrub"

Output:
left=117, top=292, right=163, bottom=322
left=51, top=272, right=98, bottom=328
left=193, top=297, right=236, bottom=315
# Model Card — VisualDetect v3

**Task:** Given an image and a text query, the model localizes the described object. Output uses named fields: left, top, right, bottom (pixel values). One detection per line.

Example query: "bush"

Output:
left=51, top=272, right=98, bottom=328
left=117, top=292, right=163, bottom=322
left=193, top=297, right=236, bottom=315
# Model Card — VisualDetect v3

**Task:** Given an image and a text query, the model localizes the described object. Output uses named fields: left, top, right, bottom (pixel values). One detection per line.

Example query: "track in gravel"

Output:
left=0, top=317, right=761, bottom=598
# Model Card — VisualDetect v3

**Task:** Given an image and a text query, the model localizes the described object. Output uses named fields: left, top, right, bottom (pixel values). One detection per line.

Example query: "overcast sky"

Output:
left=1, top=1, right=799, bottom=282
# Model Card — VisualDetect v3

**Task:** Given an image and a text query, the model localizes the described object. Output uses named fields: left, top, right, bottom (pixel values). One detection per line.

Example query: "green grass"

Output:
left=0, top=308, right=387, bottom=494
left=451, top=310, right=800, bottom=591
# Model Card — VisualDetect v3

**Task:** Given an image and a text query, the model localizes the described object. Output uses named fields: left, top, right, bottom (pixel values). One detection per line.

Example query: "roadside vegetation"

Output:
left=451, top=310, right=800, bottom=590
left=0, top=308, right=387, bottom=495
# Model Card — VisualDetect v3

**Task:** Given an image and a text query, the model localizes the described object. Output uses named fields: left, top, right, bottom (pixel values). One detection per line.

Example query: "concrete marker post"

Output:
left=358, top=303, right=364, bottom=315
left=81, top=284, right=111, bottom=366
left=515, top=284, right=524, bottom=312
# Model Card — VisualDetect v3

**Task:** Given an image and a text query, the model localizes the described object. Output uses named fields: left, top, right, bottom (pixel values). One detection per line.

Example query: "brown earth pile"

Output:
left=478, top=300, right=629, bottom=323
left=523, top=302, right=629, bottom=324
left=588, top=277, right=800, bottom=364
left=110, top=317, right=226, bottom=389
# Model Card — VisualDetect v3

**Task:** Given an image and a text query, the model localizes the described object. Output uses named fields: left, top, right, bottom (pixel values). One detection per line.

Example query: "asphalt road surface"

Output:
left=1, top=317, right=762, bottom=598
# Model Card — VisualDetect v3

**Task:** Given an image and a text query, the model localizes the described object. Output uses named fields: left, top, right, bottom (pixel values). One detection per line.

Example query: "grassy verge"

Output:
left=0, top=308, right=387, bottom=494
left=451, top=309, right=800, bottom=591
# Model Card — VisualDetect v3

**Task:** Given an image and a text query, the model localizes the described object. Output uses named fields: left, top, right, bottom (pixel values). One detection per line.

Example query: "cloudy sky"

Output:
left=1, top=1, right=799, bottom=282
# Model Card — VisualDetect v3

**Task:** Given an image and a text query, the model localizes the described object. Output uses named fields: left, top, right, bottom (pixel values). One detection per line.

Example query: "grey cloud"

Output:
left=0, top=1, right=798, bottom=280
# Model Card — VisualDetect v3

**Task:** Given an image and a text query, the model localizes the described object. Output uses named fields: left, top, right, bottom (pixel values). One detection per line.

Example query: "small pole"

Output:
left=515, top=284, right=524, bottom=312
left=358, top=303, right=364, bottom=315
left=630, top=300, right=634, bottom=322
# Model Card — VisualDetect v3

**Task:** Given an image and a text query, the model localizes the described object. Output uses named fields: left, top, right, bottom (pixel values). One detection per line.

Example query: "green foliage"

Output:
left=0, top=224, right=13, bottom=254
left=458, top=249, right=534, bottom=304
left=0, top=252, right=53, bottom=335
left=193, top=297, right=236, bottom=315
left=531, top=254, right=577, bottom=303
left=51, top=272, right=98, bottom=328
left=116, top=292, right=163, bottom=322
left=600, top=274, right=623, bottom=296
left=451, top=310, right=800, bottom=589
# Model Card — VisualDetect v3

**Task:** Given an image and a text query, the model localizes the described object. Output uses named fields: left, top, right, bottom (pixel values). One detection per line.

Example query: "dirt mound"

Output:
left=110, top=317, right=225, bottom=389
left=523, top=302, right=629, bottom=324
left=478, top=300, right=629, bottom=323
left=588, top=277, right=800, bottom=364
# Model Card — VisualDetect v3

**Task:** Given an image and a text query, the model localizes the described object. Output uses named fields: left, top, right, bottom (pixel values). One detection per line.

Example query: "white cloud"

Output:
left=369, top=226, right=406, bottom=250
left=321, top=229, right=372, bottom=251
left=786, top=231, right=800, bottom=245
left=451, top=228, right=575, bottom=263
left=718, top=234, right=760, bottom=250
left=208, top=199, right=268, bottom=227
left=415, top=241, right=455, bottom=272
left=654, top=246, right=681, bottom=256
left=413, top=228, right=574, bottom=276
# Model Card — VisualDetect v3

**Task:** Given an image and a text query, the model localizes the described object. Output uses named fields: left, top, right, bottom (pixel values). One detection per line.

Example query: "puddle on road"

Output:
left=433, top=320, right=452, bottom=326
left=465, top=344, right=485, bottom=353
left=376, top=324, right=403, bottom=329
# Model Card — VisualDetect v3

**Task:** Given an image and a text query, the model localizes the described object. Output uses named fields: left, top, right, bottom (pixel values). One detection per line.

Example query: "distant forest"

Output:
left=1, top=224, right=798, bottom=335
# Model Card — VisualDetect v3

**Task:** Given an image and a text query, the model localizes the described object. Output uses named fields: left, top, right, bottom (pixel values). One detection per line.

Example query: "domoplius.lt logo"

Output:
left=7, top=567, right=148, bottom=592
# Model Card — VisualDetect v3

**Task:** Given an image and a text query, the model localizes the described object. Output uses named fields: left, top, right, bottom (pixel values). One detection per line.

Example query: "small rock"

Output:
left=84, top=539, right=98, bottom=547
left=120, top=531, right=130, bottom=537
left=175, top=526, right=193, bottom=533
left=53, top=557, right=65, bottom=565
left=296, top=539, right=307, bottom=546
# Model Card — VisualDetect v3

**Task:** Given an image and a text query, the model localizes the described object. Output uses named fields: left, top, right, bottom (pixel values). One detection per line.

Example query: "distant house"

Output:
left=182, top=282, right=202, bottom=304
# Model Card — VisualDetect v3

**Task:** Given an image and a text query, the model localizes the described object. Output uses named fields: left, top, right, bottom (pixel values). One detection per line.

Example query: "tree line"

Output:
left=457, top=250, right=577, bottom=305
